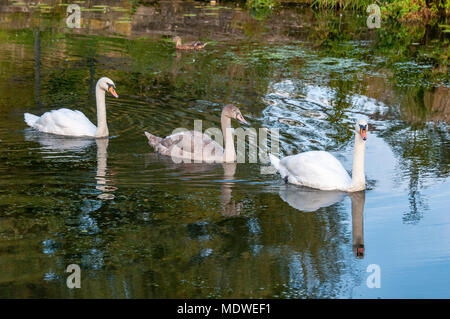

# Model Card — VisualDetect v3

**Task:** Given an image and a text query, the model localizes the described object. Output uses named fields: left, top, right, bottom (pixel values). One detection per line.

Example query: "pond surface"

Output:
left=0, top=0, right=449, bottom=298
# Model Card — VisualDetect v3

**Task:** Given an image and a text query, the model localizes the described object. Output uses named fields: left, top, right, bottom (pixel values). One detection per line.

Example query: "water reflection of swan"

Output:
left=279, top=185, right=345, bottom=212
left=279, top=185, right=365, bottom=258
left=350, top=191, right=365, bottom=258
left=24, top=130, right=94, bottom=153
left=158, top=161, right=244, bottom=216
left=144, top=155, right=242, bottom=216
left=95, top=138, right=117, bottom=200
left=24, top=131, right=116, bottom=200
left=221, top=163, right=243, bottom=217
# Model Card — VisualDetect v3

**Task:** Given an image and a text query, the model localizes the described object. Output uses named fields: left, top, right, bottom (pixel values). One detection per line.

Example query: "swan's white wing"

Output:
left=279, top=151, right=351, bottom=191
left=32, top=108, right=97, bottom=137
left=157, top=131, right=224, bottom=162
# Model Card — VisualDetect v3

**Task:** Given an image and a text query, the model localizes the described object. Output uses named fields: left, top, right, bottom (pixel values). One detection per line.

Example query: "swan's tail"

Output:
left=144, top=131, right=162, bottom=148
left=269, top=153, right=281, bottom=171
left=24, top=113, right=39, bottom=127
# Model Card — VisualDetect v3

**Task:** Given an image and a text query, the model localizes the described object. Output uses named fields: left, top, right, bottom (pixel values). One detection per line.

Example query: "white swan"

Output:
left=144, top=104, right=248, bottom=163
left=24, top=77, right=118, bottom=138
left=270, top=119, right=368, bottom=192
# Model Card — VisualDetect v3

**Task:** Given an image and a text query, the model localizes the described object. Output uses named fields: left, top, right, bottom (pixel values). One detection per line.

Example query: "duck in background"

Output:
left=173, top=36, right=207, bottom=50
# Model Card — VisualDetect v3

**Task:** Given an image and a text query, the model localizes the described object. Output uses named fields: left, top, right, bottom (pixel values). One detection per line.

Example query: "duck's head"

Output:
left=97, top=77, right=118, bottom=98
left=222, top=104, right=248, bottom=125
left=355, top=118, right=368, bottom=141
left=172, top=36, right=182, bottom=45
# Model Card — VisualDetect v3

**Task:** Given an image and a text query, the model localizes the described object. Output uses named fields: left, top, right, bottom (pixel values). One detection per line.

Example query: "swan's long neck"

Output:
left=221, top=114, right=236, bottom=162
left=349, top=133, right=366, bottom=191
left=95, top=85, right=108, bottom=138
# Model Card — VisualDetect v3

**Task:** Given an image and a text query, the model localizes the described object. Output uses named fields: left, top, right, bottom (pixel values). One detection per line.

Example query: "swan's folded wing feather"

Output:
left=35, top=109, right=96, bottom=137
left=280, top=151, right=351, bottom=190
left=158, top=131, right=224, bottom=161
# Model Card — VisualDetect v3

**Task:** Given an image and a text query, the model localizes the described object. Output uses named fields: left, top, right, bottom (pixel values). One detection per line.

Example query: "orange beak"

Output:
left=108, top=86, right=119, bottom=98
left=360, top=128, right=367, bottom=140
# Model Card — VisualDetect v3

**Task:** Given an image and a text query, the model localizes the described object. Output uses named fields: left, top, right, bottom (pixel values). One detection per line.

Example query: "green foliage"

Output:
left=309, top=0, right=448, bottom=23
left=379, top=0, right=448, bottom=24
left=310, top=0, right=373, bottom=11
left=246, top=0, right=279, bottom=20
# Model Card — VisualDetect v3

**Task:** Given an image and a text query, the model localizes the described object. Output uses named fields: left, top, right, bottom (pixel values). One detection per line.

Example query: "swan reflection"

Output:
left=279, top=185, right=365, bottom=258
left=350, top=191, right=365, bottom=258
left=221, top=163, right=243, bottom=217
left=24, top=129, right=94, bottom=153
left=145, top=155, right=243, bottom=216
left=95, top=138, right=117, bottom=200
left=24, top=130, right=117, bottom=200
left=279, top=185, right=346, bottom=212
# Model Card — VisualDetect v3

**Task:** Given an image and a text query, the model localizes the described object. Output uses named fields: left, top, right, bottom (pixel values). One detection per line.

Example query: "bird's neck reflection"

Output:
left=95, top=138, right=117, bottom=200
left=221, top=163, right=243, bottom=217
left=350, top=191, right=365, bottom=258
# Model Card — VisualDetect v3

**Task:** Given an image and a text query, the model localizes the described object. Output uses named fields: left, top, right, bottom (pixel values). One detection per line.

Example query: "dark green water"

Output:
left=0, top=0, right=449, bottom=298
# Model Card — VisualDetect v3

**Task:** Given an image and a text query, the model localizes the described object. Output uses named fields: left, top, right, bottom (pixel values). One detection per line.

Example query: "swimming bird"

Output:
left=24, top=77, right=118, bottom=138
left=145, top=104, right=247, bottom=163
left=173, top=36, right=207, bottom=50
left=270, top=119, right=368, bottom=192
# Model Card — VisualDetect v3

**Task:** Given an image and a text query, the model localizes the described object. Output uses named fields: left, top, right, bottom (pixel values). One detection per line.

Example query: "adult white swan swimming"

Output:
left=24, top=77, right=118, bottom=138
left=270, top=119, right=368, bottom=192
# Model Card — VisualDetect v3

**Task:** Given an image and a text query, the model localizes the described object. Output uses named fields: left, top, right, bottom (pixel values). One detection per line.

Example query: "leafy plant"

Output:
left=310, top=0, right=373, bottom=11
left=246, top=0, right=279, bottom=20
